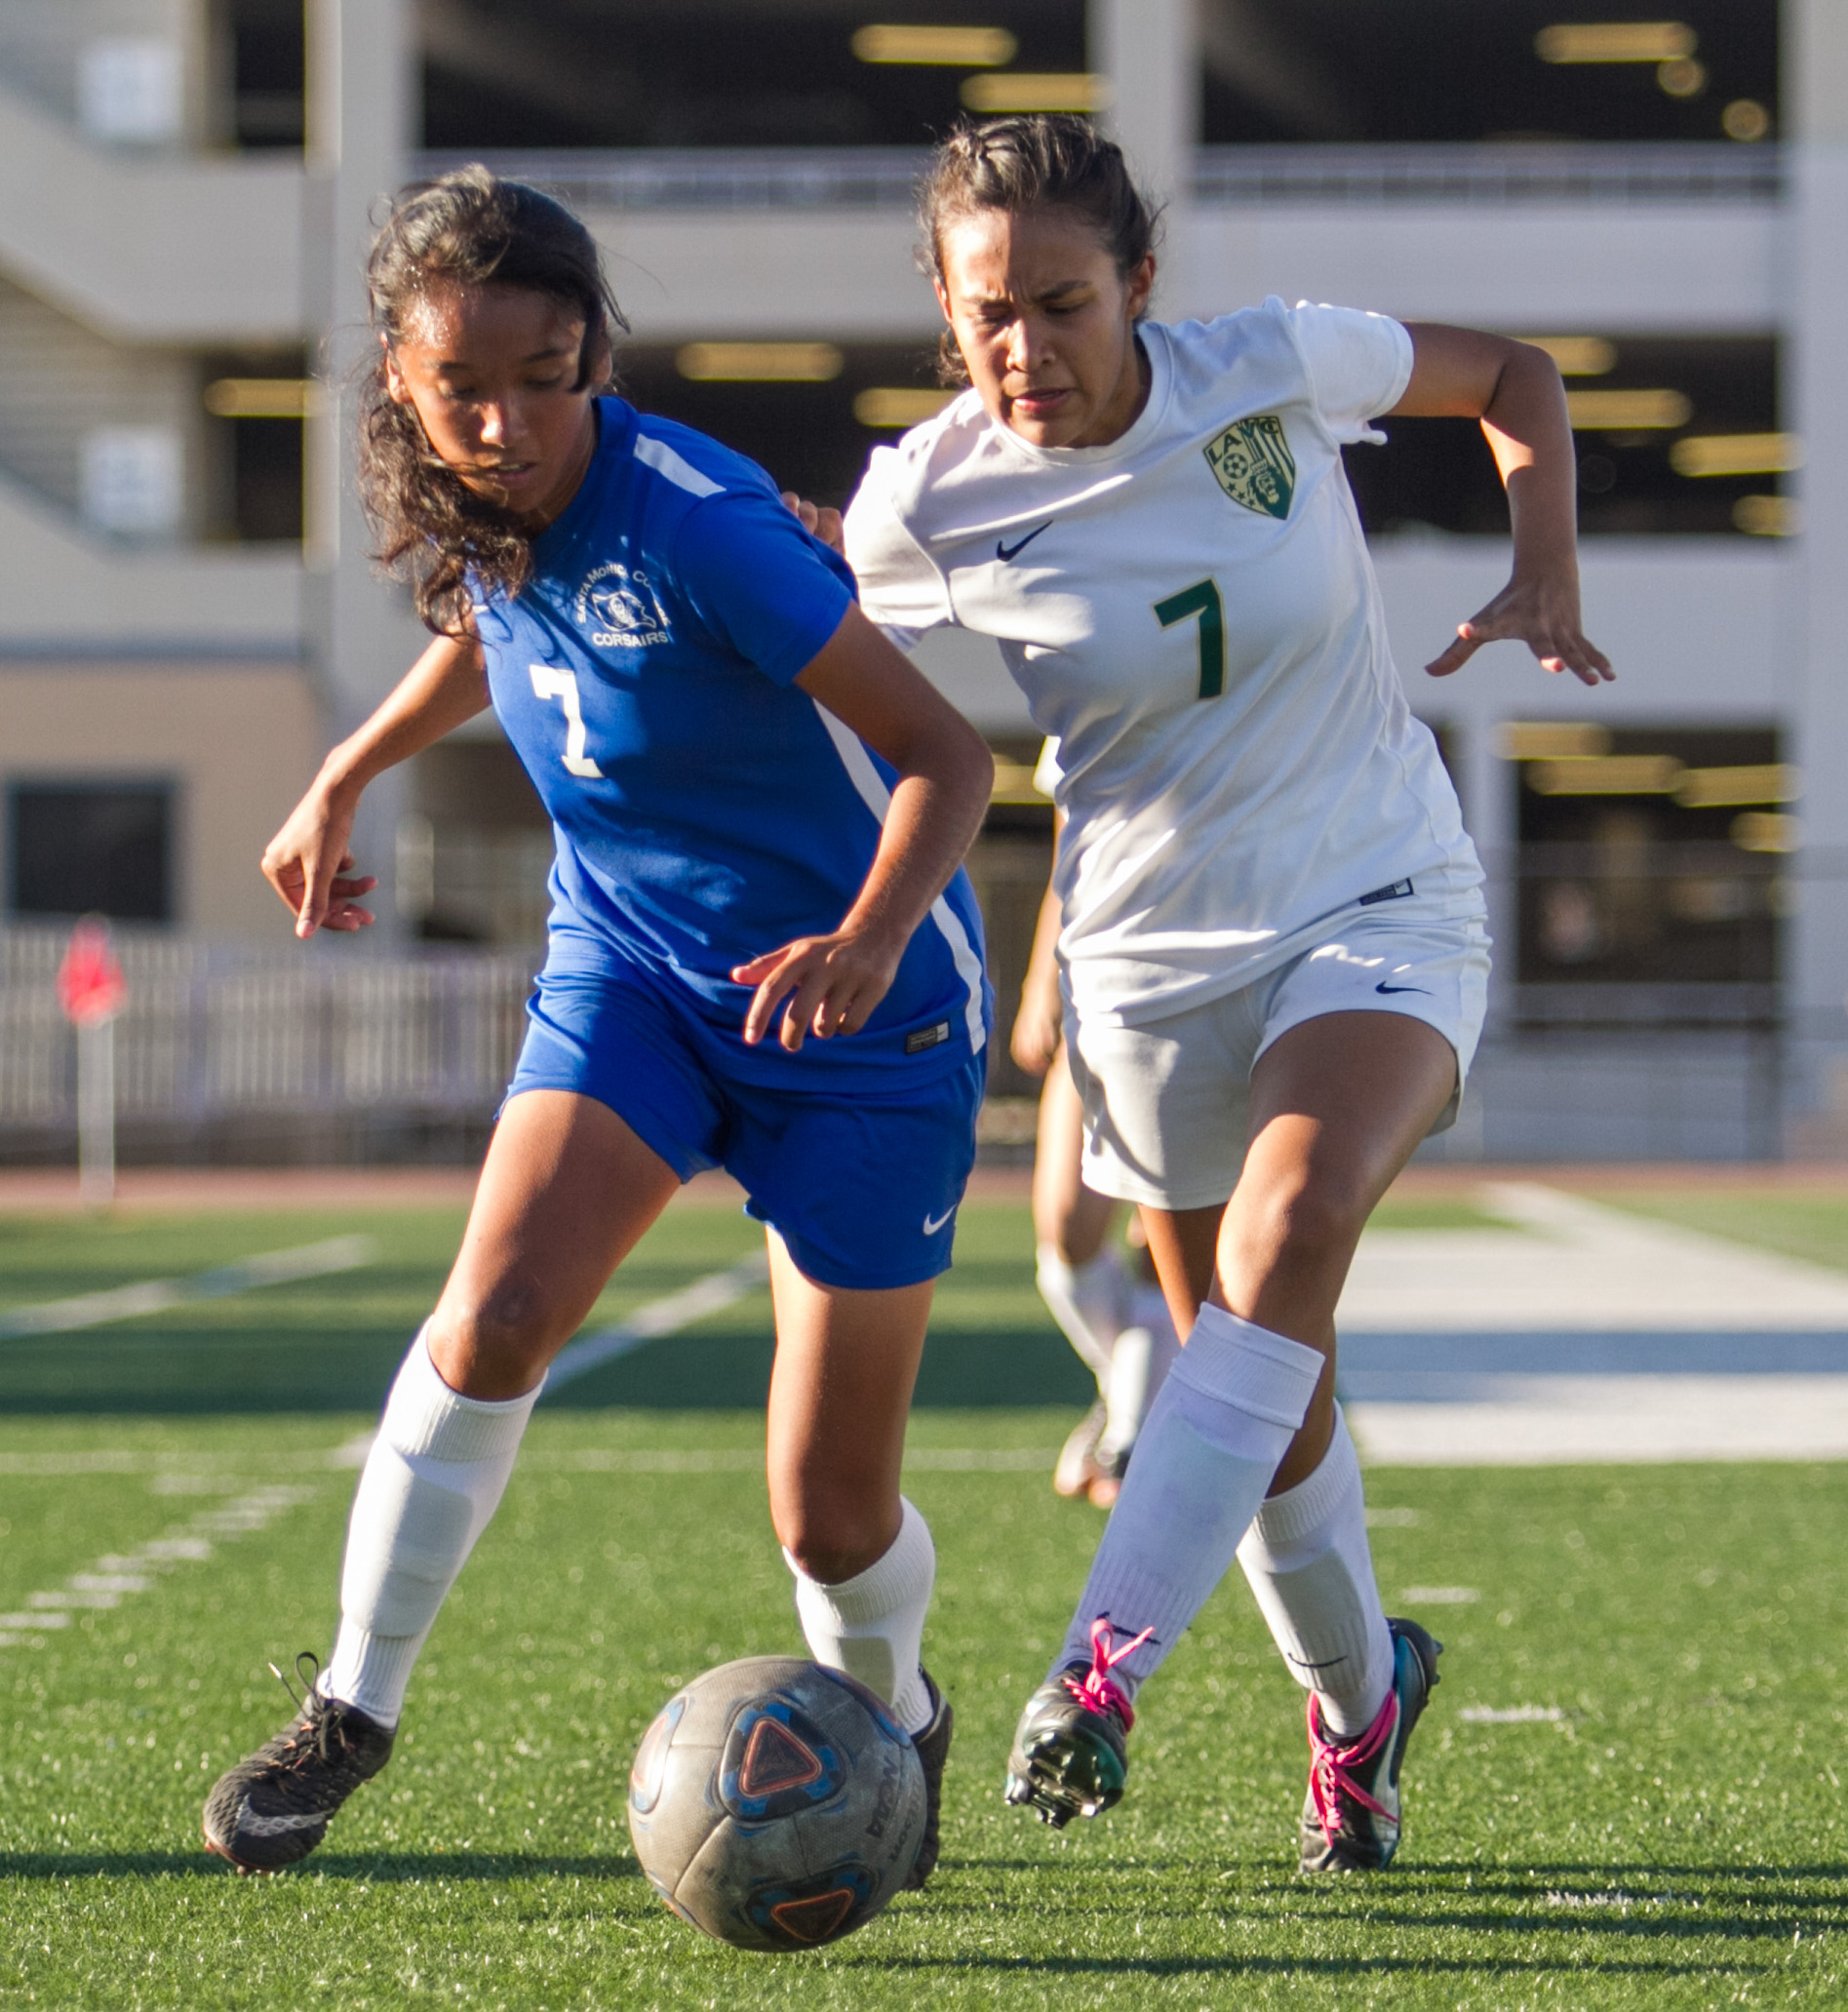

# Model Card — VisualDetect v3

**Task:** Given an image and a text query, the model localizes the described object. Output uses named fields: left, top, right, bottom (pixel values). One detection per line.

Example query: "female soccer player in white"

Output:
left=201, top=169, right=993, bottom=1887
left=841, top=115, right=1611, bottom=1872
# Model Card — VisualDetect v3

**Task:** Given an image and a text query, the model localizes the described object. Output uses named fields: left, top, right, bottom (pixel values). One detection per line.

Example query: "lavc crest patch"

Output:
left=1202, top=414, right=1295, bottom=519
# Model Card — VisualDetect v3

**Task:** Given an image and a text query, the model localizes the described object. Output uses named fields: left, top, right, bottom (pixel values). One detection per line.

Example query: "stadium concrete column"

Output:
left=1785, top=0, right=1848, bottom=1150
left=303, top=0, right=420, bottom=938
left=1088, top=0, right=1199, bottom=307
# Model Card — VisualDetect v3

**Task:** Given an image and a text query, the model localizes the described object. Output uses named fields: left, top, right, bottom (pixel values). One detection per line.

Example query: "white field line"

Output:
left=0, top=1480, right=321, bottom=1650
left=0, top=1236, right=378, bottom=1341
left=542, top=1250, right=772, bottom=1392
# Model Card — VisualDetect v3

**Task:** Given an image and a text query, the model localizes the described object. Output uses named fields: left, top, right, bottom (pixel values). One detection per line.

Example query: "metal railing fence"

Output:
left=413, top=141, right=1782, bottom=216
left=0, top=928, right=536, bottom=1138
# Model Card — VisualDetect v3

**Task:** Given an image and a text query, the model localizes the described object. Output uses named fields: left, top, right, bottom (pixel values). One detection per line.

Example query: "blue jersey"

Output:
left=474, top=399, right=990, bottom=1089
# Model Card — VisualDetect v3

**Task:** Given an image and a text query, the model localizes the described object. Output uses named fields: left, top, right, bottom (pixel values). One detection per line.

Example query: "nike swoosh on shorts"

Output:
left=923, top=1206, right=957, bottom=1235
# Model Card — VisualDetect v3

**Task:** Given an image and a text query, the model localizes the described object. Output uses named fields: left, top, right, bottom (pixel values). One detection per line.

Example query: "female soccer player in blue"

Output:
left=202, top=169, right=993, bottom=1887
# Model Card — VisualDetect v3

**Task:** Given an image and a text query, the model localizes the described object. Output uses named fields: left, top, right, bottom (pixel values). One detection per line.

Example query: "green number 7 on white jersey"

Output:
left=528, top=663, right=606, bottom=777
left=1154, top=579, right=1226, bottom=700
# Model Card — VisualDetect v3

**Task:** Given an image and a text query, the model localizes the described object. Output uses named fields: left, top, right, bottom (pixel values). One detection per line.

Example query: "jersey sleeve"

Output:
left=1286, top=301, right=1414, bottom=446
left=670, top=486, right=856, bottom=688
left=844, top=444, right=956, bottom=651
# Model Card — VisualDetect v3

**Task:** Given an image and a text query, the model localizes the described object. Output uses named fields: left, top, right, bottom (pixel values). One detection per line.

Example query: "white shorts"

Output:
left=1066, top=901, right=1491, bottom=1212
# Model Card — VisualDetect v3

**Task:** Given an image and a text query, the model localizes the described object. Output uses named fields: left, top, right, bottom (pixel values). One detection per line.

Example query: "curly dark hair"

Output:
left=918, top=116, right=1161, bottom=386
left=357, top=166, right=627, bottom=637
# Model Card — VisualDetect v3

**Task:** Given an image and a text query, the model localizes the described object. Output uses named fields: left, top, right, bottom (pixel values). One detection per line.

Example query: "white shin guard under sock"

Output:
left=1051, top=1304, right=1323, bottom=1698
left=786, top=1498, right=935, bottom=1735
left=1036, top=1244, right=1127, bottom=1388
left=323, top=1329, right=542, bottom=1727
left=1237, top=1405, right=1395, bottom=1738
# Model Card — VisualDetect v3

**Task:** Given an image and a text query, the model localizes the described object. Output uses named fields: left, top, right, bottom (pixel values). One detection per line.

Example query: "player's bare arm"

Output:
left=734, top=602, right=993, bottom=1051
left=1392, top=324, right=1613, bottom=688
left=261, top=630, right=491, bottom=939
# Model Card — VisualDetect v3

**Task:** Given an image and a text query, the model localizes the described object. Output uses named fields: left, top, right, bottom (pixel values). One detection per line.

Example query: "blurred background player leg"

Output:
left=1014, top=819, right=1176, bottom=1506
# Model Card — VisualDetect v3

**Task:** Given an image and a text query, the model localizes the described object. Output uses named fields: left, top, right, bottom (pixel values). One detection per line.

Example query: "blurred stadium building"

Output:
left=0, top=0, right=1843, bottom=1164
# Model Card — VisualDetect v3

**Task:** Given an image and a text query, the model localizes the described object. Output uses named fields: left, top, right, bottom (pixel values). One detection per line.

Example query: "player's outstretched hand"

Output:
left=780, top=491, right=845, bottom=557
left=261, top=785, right=377, bottom=938
left=1426, top=570, right=1613, bottom=687
left=733, top=928, right=902, bottom=1052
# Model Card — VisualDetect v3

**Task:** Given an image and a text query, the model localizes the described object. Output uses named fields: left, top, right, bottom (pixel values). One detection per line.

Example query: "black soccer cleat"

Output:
left=1298, top=1616, right=1442, bottom=1874
left=1003, top=1617, right=1150, bottom=1829
left=203, top=1657, right=395, bottom=1874
left=902, top=1668, right=954, bottom=1890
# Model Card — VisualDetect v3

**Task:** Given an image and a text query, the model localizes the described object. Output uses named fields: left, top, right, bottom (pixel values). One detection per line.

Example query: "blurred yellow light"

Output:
left=1675, top=764, right=1802, bottom=809
left=1497, top=722, right=1613, bottom=761
left=1529, top=754, right=1685, bottom=795
left=204, top=376, right=319, bottom=417
left=1723, top=98, right=1771, bottom=140
left=851, top=24, right=1017, bottom=66
left=1732, top=810, right=1800, bottom=853
left=1671, top=432, right=1803, bottom=477
left=854, top=387, right=958, bottom=429
left=676, top=342, right=844, bottom=383
left=1565, top=388, right=1692, bottom=430
left=1734, top=493, right=1801, bottom=537
left=961, top=72, right=1112, bottom=113
left=1517, top=335, right=1618, bottom=376
left=1657, top=56, right=1705, bottom=96
left=990, top=756, right=1049, bottom=804
left=1536, top=21, right=1696, bottom=63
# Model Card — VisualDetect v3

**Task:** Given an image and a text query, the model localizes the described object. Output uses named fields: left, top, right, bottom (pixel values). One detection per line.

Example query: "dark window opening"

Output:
left=1202, top=0, right=1778, bottom=146
left=9, top=783, right=176, bottom=924
left=1514, top=725, right=1784, bottom=1006
left=1344, top=335, right=1780, bottom=539
left=230, top=416, right=305, bottom=542
left=220, top=0, right=305, bottom=148
left=420, top=0, right=1085, bottom=151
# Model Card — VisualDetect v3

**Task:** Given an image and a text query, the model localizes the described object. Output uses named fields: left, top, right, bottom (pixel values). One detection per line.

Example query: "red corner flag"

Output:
left=57, top=918, right=128, bottom=1028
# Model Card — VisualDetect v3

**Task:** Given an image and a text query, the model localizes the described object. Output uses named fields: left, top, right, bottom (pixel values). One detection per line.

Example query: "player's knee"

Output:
left=432, top=1276, right=570, bottom=1381
left=1230, top=1174, right=1367, bottom=1285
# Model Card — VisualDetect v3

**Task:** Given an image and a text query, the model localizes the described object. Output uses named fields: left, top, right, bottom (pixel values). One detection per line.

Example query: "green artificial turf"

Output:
left=1585, top=1188, right=1848, bottom=1278
left=3, top=1197, right=1848, bottom=2006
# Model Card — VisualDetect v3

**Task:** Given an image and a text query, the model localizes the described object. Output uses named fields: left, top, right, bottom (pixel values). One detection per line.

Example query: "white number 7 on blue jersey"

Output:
left=528, top=664, right=605, bottom=777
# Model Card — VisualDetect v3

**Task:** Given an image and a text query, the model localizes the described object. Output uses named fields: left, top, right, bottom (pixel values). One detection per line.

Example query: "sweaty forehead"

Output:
left=398, top=279, right=584, bottom=361
left=938, top=205, right=1116, bottom=298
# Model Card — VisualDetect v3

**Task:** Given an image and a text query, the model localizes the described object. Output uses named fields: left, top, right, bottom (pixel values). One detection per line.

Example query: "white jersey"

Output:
left=845, top=297, right=1485, bottom=1028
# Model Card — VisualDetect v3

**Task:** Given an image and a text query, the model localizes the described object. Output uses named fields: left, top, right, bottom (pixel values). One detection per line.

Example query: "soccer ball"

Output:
left=627, top=1655, right=926, bottom=1952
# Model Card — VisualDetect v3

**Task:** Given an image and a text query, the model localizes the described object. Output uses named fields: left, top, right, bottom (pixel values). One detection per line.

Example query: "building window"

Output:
left=1510, top=725, right=1787, bottom=1015
left=7, top=781, right=176, bottom=924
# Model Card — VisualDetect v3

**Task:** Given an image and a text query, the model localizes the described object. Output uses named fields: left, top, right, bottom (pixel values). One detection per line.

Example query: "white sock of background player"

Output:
left=1048, top=1305, right=1322, bottom=1696
left=322, top=1329, right=539, bottom=1727
left=787, top=1498, right=936, bottom=1734
left=1036, top=1243, right=1127, bottom=1388
left=1237, top=1405, right=1396, bottom=1737
left=1096, top=1277, right=1181, bottom=1471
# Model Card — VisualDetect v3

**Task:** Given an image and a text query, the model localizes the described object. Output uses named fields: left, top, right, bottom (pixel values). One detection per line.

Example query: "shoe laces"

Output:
left=1060, top=1615, right=1154, bottom=1730
left=1307, top=1686, right=1396, bottom=1840
left=268, top=1652, right=356, bottom=1768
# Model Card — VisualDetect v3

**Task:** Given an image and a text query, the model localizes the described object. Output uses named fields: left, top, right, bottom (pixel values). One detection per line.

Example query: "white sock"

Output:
left=1237, top=1405, right=1395, bottom=1738
left=322, top=1329, right=542, bottom=1727
left=1096, top=1284, right=1182, bottom=1467
left=1050, top=1304, right=1323, bottom=1697
left=1037, top=1243, right=1127, bottom=1387
left=787, top=1498, right=935, bottom=1735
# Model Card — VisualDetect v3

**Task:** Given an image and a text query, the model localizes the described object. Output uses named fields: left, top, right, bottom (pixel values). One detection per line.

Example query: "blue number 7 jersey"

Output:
left=473, top=399, right=990, bottom=1090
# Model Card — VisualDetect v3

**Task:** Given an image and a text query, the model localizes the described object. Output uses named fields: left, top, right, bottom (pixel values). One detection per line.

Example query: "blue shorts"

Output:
left=504, top=961, right=985, bottom=1292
